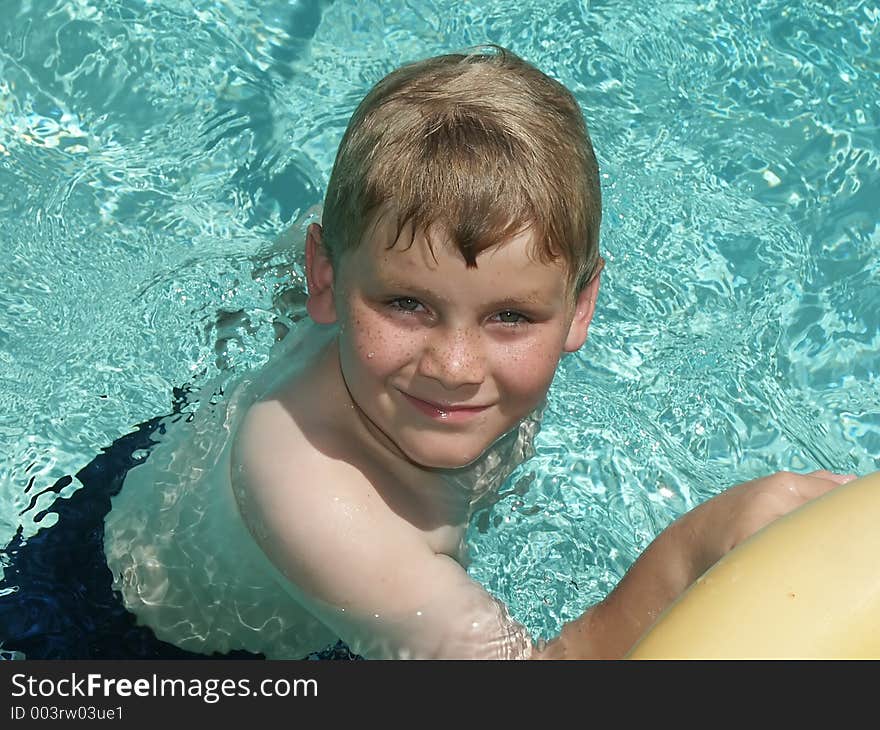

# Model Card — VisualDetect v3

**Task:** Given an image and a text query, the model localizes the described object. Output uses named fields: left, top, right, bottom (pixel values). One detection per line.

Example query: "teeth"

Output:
left=437, top=409, right=449, bottom=419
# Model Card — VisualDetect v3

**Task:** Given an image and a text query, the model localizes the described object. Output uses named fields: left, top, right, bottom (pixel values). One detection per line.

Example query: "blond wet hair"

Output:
left=321, top=45, right=603, bottom=297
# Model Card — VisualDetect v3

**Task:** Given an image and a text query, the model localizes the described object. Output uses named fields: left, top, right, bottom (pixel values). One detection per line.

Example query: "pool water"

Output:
left=1, top=0, right=877, bottom=656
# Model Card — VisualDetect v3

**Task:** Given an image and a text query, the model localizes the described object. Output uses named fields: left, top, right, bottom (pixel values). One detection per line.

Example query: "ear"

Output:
left=305, top=223, right=337, bottom=324
left=563, top=269, right=601, bottom=353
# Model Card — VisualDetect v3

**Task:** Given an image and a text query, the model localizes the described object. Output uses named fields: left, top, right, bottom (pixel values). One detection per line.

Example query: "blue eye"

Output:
left=389, top=297, right=423, bottom=313
left=495, top=311, right=530, bottom=326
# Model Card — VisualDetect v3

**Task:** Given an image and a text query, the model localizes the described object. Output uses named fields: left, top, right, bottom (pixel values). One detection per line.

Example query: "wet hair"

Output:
left=321, top=45, right=602, bottom=295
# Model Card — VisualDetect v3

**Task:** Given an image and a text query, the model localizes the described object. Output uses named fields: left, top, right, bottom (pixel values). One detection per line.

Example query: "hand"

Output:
left=694, top=469, right=858, bottom=563
left=536, top=469, right=860, bottom=660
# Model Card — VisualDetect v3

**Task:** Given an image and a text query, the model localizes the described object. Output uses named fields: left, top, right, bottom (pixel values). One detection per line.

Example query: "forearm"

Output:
left=533, top=510, right=713, bottom=659
left=532, top=470, right=857, bottom=659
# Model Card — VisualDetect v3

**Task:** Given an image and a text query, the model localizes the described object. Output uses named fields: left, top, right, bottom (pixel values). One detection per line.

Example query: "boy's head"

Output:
left=319, top=45, right=602, bottom=297
left=304, top=47, right=604, bottom=470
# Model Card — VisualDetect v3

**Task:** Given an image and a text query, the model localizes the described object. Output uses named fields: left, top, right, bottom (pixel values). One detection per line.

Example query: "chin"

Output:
left=399, top=437, right=488, bottom=470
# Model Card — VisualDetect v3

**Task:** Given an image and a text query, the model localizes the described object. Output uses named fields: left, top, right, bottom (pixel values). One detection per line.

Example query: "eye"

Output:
left=388, top=297, right=424, bottom=314
left=493, top=310, right=531, bottom=327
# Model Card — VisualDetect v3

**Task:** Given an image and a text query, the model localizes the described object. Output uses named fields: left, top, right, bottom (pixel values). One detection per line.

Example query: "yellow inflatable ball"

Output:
left=628, top=470, right=880, bottom=659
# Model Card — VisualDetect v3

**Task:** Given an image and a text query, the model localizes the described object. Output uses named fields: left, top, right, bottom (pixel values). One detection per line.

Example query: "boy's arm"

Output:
left=533, top=469, right=856, bottom=659
left=236, top=393, right=855, bottom=659
left=234, top=412, right=533, bottom=659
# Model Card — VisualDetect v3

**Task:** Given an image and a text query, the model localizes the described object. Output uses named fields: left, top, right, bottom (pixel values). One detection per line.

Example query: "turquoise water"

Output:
left=1, top=0, right=877, bottom=645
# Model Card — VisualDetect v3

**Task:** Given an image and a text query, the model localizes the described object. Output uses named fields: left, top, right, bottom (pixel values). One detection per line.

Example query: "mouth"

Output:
left=399, top=391, right=490, bottom=422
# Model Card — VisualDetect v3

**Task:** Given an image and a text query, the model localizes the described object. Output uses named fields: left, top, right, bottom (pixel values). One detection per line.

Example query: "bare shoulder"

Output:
left=235, top=399, right=380, bottom=533
left=226, top=347, right=531, bottom=658
left=231, top=386, right=441, bottom=612
left=231, top=366, right=371, bottom=509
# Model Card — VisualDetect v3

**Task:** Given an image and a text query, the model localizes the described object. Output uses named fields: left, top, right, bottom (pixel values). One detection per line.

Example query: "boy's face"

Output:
left=306, top=216, right=599, bottom=470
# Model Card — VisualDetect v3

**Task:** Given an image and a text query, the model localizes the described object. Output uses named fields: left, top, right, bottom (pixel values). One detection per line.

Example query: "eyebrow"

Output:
left=379, top=278, right=555, bottom=309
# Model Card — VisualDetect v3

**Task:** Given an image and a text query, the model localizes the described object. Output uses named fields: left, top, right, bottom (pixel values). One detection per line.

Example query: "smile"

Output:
left=399, top=391, right=490, bottom=422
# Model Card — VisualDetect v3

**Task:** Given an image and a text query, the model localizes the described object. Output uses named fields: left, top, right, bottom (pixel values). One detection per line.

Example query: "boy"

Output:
left=229, top=46, right=858, bottom=659
left=106, top=46, right=854, bottom=659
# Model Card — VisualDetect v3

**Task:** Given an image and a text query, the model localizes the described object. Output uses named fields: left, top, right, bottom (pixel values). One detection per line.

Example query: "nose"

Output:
left=416, top=325, right=485, bottom=389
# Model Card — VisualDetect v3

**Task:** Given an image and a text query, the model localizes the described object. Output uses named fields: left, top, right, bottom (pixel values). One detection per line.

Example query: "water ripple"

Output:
left=0, top=0, right=877, bottom=643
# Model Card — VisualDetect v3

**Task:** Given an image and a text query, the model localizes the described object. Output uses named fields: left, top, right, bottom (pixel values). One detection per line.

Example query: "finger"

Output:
left=805, top=470, right=858, bottom=485
left=788, top=474, right=851, bottom=501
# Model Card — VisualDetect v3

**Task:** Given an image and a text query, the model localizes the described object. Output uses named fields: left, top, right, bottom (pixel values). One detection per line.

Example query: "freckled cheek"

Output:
left=493, top=340, right=561, bottom=397
left=347, top=308, right=421, bottom=373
